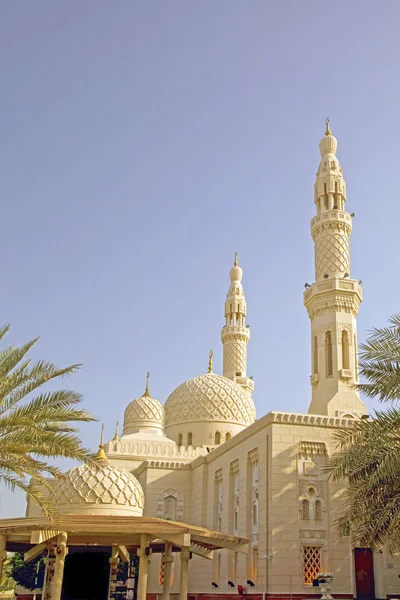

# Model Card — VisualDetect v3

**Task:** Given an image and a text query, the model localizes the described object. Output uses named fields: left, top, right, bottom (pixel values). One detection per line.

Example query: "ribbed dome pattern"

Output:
left=53, top=462, right=144, bottom=513
left=123, top=394, right=165, bottom=434
left=164, top=372, right=256, bottom=427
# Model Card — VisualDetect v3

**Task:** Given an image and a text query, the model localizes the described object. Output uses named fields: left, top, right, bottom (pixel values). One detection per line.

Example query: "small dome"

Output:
left=165, top=372, right=256, bottom=428
left=53, top=460, right=144, bottom=517
left=230, top=252, right=243, bottom=282
left=123, top=393, right=165, bottom=435
left=319, top=133, right=337, bottom=156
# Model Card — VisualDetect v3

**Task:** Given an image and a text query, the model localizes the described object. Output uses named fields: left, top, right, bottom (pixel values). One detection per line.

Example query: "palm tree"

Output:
left=328, top=313, right=400, bottom=553
left=0, top=324, right=95, bottom=517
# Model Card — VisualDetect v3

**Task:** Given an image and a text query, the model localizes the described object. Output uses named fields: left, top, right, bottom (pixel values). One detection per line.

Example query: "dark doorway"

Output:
left=62, top=552, right=110, bottom=600
left=354, top=548, right=375, bottom=599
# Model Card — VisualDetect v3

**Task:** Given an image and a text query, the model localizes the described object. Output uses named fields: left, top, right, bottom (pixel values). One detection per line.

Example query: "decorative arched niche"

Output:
left=156, top=488, right=184, bottom=521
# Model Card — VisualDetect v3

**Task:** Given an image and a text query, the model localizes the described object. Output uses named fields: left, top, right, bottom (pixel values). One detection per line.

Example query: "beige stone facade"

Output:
left=24, top=124, right=400, bottom=598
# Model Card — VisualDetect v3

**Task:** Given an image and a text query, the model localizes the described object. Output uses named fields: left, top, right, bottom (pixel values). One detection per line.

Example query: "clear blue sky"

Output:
left=1, top=1, right=399, bottom=517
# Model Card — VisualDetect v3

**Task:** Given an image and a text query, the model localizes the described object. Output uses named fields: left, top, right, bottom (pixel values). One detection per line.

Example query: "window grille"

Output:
left=342, top=330, right=350, bottom=370
left=301, top=499, right=310, bottom=520
left=315, top=500, right=322, bottom=520
left=313, top=336, right=318, bottom=374
left=303, top=546, right=321, bottom=584
left=159, top=561, right=165, bottom=587
left=325, top=331, right=333, bottom=377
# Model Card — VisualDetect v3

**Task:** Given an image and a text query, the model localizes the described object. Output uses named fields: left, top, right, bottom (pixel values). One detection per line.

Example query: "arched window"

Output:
left=313, top=336, right=318, bottom=375
left=342, top=330, right=350, bottom=369
left=164, top=495, right=177, bottom=521
left=252, top=502, right=258, bottom=525
left=301, top=499, right=310, bottom=520
left=325, top=331, right=333, bottom=378
left=177, top=433, right=183, bottom=447
left=354, top=334, right=358, bottom=380
left=315, top=500, right=322, bottom=520
left=215, top=431, right=221, bottom=445
left=225, top=432, right=231, bottom=442
left=187, top=431, right=193, bottom=446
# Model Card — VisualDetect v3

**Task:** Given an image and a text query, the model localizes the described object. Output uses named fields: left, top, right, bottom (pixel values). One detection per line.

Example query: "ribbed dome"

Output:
left=53, top=461, right=144, bottom=516
left=123, top=393, right=165, bottom=435
left=164, top=372, right=256, bottom=428
left=319, top=133, right=337, bottom=156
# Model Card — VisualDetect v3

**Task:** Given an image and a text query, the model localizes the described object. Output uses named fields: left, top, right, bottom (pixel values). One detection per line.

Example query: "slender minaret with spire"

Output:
left=221, top=253, right=254, bottom=395
left=304, top=119, right=367, bottom=417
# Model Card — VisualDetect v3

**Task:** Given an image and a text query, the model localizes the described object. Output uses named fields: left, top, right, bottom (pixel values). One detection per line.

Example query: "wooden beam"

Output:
left=191, top=534, right=248, bottom=554
left=118, top=546, right=130, bottom=562
left=24, top=542, right=47, bottom=563
left=189, top=544, right=213, bottom=560
left=155, top=533, right=191, bottom=548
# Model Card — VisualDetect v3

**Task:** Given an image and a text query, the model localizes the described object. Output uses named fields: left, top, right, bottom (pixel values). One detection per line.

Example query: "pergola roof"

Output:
left=0, top=515, right=248, bottom=560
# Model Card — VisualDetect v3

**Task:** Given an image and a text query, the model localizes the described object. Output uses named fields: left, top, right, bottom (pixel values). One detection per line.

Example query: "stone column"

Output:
left=51, top=532, right=68, bottom=600
left=137, top=534, right=150, bottom=600
left=0, top=535, right=6, bottom=581
left=162, top=542, right=174, bottom=600
left=108, top=545, right=119, bottom=600
left=179, top=547, right=190, bottom=600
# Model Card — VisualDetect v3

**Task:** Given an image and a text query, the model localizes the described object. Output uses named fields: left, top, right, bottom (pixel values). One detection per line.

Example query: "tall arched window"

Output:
left=315, top=500, right=322, bottom=520
left=215, top=431, right=221, bottom=445
left=301, top=499, right=310, bottom=520
left=225, top=432, right=231, bottom=441
left=187, top=432, right=193, bottom=446
left=354, top=334, right=358, bottom=380
left=325, top=331, right=333, bottom=378
left=313, top=336, right=318, bottom=375
left=342, top=330, right=349, bottom=370
left=252, top=502, right=258, bottom=526
left=177, top=433, right=183, bottom=447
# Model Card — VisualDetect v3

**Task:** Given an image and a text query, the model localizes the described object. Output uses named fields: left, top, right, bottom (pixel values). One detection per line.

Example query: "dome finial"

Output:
left=325, top=116, right=331, bottom=136
left=208, top=349, right=213, bottom=373
left=144, top=371, right=151, bottom=397
left=95, top=423, right=108, bottom=461
left=112, top=421, right=119, bottom=442
left=234, top=251, right=238, bottom=266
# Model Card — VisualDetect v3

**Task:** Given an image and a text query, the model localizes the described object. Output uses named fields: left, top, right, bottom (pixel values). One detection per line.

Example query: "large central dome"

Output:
left=164, top=372, right=256, bottom=447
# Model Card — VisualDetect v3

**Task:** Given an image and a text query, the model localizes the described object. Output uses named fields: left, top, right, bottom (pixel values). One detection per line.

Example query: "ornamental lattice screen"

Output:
left=303, top=546, right=321, bottom=584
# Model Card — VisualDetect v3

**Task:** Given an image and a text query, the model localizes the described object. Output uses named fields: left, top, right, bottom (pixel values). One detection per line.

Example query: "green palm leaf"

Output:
left=0, top=325, right=96, bottom=518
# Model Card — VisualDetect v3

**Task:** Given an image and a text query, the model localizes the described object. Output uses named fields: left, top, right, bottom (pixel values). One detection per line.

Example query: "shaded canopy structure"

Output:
left=0, top=514, right=248, bottom=600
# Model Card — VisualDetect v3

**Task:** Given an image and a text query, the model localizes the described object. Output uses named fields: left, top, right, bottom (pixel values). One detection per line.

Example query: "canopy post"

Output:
left=51, top=532, right=68, bottom=600
left=137, top=533, right=151, bottom=600
left=179, top=546, right=190, bottom=600
left=162, top=542, right=174, bottom=600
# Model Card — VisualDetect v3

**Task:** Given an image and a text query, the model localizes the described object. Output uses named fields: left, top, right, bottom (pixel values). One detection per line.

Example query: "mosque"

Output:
left=7, top=123, right=400, bottom=600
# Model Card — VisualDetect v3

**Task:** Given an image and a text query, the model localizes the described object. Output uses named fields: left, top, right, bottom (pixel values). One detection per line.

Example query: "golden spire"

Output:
left=94, top=423, right=108, bottom=461
left=208, top=349, right=213, bottom=373
left=325, top=117, right=331, bottom=136
left=143, top=371, right=151, bottom=397
left=234, top=251, right=239, bottom=266
left=112, top=421, right=119, bottom=442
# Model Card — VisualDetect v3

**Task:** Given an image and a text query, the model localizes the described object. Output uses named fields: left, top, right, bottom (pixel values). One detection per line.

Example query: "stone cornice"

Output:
left=133, top=460, right=192, bottom=477
left=190, top=410, right=355, bottom=469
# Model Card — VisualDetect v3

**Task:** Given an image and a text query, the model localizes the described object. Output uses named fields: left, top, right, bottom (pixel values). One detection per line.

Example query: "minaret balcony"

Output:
left=304, top=278, right=362, bottom=303
left=311, top=209, right=352, bottom=231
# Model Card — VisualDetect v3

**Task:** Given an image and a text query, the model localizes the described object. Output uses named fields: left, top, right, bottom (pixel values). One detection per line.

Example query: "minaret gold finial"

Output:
left=234, top=251, right=238, bottom=266
left=94, top=423, right=108, bottom=461
left=208, top=349, right=213, bottom=373
left=112, top=421, right=119, bottom=442
left=144, top=371, right=151, bottom=397
left=325, top=117, right=331, bottom=136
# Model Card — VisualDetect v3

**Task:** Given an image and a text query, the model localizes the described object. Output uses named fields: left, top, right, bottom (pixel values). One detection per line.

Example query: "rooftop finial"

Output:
left=144, top=371, right=150, bottom=397
left=208, top=349, right=213, bottom=373
left=112, top=421, right=119, bottom=442
left=325, top=117, right=331, bottom=136
left=234, top=251, right=238, bottom=266
left=94, top=423, right=108, bottom=461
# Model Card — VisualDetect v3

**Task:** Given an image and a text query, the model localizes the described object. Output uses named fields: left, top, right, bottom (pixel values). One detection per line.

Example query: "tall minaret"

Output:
left=221, top=254, right=254, bottom=395
left=304, top=120, right=367, bottom=417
